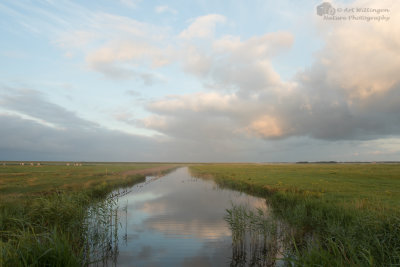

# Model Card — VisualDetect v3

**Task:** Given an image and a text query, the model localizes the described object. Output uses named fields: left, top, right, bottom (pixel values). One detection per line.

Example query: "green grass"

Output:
left=0, top=163, right=173, bottom=203
left=3, top=163, right=399, bottom=265
left=0, top=163, right=177, bottom=266
left=190, top=163, right=400, bottom=266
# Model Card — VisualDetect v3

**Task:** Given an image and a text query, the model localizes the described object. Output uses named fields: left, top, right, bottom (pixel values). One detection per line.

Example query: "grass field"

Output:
left=190, top=163, right=400, bottom=211
left=2, top=162, right=399, bottom=266
left=0, top=162, right=175, bottom=203
left=0, top=163, right=177, bottom=266
left=190, top=163, right=400, bottom=266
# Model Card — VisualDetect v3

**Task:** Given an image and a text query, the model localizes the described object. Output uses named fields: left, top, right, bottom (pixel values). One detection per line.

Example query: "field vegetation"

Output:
left=0, top=162, right=177, bottom=266
left=190, top=163, right=400, bottom=266
left=2, top=162, right=399, bottom=266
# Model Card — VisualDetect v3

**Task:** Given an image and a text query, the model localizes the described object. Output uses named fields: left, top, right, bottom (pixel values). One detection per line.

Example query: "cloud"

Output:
left=282, top=0, right=400, bottom=140
left=40, top=6, right=173, bottom=81
left=142, top=90, right=290, bottom=142
left=0, top=86, right=264, bottom=162
left=1, top=111, right=399, bottom=162
left=85, top=47, right=169, bottom=82
left=179, top=14, right=226, bottom=39
left=181, top=32, right=294, bottom=92
left=86, top=61, right=160, bottom=84
left=148, top=92, right=238, bottom=114
left=85, top=40, right=171, bottom=82
left=312, top=0, right=400, bottom=99
left=141, top=32, right=295, bottom=140
left=0, top=86, right=159, bottom=161
left=0, top=113, right=154, bottom=161
left=140, top=0, right=400, bottom=144
left=180, top=45, right=213, bottom=77
left=143, top=92, right=242, bottom=141
left=0, top=87, right=96, bottom=129
left=155, top=5, right=177, bottom=15
left=55, top=12, right=174, bottom=81
left=245, top=115, right=284, bottom=138
left=2, top=1, right=400, bottom=161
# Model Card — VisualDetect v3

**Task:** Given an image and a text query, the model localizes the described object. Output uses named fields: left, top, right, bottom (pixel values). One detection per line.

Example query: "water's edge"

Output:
left=85, top=167, right=290, bottom=266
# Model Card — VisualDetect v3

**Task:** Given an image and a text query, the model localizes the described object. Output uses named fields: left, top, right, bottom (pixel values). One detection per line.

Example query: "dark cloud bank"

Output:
left=1, top=85, right=399, bottom=162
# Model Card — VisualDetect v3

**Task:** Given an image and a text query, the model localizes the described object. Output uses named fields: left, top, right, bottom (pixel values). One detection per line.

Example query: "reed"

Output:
left=225, top=204, right=282, bottom=266
left=0, top=163, right=176, bottom=266
left=192, top=163, right=400, bottom=266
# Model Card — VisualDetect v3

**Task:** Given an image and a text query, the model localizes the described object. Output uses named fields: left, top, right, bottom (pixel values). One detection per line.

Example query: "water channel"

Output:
left=87, top=167, right=284, bottom=266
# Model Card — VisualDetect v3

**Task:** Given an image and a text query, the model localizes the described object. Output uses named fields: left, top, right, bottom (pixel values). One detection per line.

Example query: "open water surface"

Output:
left=89, top=167, right=277, bottom=266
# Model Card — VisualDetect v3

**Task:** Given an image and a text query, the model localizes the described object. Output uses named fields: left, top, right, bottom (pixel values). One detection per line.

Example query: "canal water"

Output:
left=89, top=167, right=274, bottom=266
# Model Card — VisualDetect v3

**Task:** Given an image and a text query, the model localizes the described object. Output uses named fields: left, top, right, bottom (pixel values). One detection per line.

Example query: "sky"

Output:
left=0, top=0, right=400, bottom=162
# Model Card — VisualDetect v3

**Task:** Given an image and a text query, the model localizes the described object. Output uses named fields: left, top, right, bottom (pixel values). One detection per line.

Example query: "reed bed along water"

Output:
left=0, top=163, right=177, bottom=266
left=192, top=163, right=400, bottom=266
left=225, top=204, right=283, bottom=266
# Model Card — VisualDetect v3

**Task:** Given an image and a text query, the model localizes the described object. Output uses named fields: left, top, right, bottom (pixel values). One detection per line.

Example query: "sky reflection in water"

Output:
left=112, top=167, right=267, bottom=266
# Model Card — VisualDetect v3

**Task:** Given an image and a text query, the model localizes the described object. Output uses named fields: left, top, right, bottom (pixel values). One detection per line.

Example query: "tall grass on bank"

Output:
left=0, top=174, right=145, bottom=266
left=271, top=191, right=400, bottom=266
left=225, top=204, right=282, bottom=266
left=191, top=164, right=400, bottom=266
left=83, top=189, right=132, bottom=266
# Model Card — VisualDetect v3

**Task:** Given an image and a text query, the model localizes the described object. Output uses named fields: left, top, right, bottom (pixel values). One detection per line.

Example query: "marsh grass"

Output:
left=0, top=163, right=176, bottom=266
left=192, top=164, right=400, bottom=266
left=83, top=190, right=126, bottom=266
left=0, top=191, right=90, bottom=266
left=225, top=204, right=288, bottom=266
left=273, top=192, right=400, bottom=266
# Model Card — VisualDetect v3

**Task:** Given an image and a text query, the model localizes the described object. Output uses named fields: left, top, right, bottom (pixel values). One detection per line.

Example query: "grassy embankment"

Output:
left=0, top=163, right=177, bottom=266
left=190, top=163, right=400, bottom=266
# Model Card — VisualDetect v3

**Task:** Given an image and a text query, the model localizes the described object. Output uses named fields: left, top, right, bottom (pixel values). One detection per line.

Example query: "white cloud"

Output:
left=313, top=0, right=400, bottom=99
left=148, top=92, right=238, bottom=114
left=141, top=0, right=400, bottom=143
left=54, top=12, right=174, bottom=80
left=179, top=14, right=226, bottom=39
left=180, top=32, right=294, bottom=93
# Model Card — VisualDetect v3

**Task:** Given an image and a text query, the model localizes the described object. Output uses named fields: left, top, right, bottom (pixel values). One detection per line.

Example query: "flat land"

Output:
left=190, top=163, right=400, bottom=212
left=190, top=163, right=400, bottom=265
left=2, top=162, right=399, bottom=266
left=0, top=162, right=179, bottom=266
left=0, top=162, right=177, bottom=203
